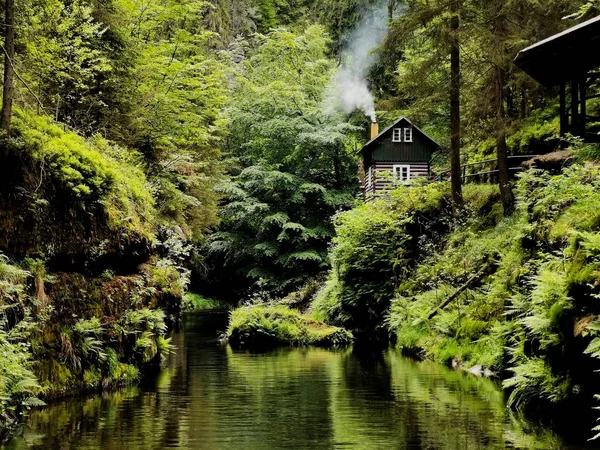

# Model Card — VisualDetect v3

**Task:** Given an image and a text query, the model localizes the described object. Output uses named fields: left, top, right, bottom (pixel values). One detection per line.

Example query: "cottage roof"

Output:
left=357, top=117, right=441, bottom=154
left=514, top=15, right=600, bottom=87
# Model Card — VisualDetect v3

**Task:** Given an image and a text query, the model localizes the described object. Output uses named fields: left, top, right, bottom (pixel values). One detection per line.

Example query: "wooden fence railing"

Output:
left=438, top=155, right=539, bottom=184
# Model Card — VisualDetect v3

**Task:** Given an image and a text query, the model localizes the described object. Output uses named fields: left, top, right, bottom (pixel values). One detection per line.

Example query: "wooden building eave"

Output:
left=514, top=15, right=600, bottom=87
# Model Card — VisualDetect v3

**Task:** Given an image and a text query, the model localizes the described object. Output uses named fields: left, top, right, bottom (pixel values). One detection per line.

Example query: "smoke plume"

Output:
left=326, top=0, right=391, bottom=122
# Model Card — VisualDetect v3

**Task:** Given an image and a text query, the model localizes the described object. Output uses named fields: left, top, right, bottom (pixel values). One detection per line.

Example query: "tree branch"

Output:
left=427, top=264, right=491, bottom=320
left=0, top=44, right=46, bottom=112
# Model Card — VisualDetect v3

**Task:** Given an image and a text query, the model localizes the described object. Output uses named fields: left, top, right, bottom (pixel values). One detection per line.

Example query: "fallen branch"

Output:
left=427, top=265, right=490, bottom=320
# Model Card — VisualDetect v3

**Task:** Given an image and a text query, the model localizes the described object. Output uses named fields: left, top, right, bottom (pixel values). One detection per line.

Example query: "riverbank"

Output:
left=0, top=110, right=188, bottom=431
left=2, top=309, right=593, bottom=450
left=183, top=292, right=227, bottom=311
left=305, top=158, right=600, bottom=432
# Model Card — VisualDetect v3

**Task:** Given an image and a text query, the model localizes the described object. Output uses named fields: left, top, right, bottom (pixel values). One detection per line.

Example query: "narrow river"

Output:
left=2, top=310, right=595, bottom=449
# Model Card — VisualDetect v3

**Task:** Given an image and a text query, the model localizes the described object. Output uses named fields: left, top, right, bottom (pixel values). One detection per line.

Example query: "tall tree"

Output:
left=1, top=0, right=15, bottom=135
left=449, top=0, right=463, bottom=211
left=202, top=26, right=357, bottom=298
left=492, top=1, right=514, bottom=214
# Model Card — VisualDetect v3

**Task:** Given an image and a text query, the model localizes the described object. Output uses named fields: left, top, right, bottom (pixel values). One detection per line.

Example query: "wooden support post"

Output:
left=580, top=75, right=587, bottom=137
left=572, top=78, right=580, bottom=136
left=559, top=82, right=568, bottom=137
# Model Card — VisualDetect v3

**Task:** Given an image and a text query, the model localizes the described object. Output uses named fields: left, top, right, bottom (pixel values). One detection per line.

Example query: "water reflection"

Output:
left=2, top=311, right=593, bottom=449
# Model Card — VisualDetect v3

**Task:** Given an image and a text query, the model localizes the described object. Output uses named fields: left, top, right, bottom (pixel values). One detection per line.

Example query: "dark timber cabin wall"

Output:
left=360, top=117, right=440, bottom=200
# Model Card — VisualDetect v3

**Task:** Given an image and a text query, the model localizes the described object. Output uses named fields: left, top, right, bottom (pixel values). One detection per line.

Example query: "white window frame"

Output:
left=392, top=128, right=402, bottom=142
left=404, top=127, right=413, bottom=142
left=393, top=164, right=411, bottom=182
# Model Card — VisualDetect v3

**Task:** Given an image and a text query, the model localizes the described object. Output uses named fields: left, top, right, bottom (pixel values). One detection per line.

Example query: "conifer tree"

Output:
left=449, top=0, right=463, bottom=212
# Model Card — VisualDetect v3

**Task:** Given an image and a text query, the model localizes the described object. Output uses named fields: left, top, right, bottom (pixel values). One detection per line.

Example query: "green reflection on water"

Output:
left=1, top=312, right=586, bottom=450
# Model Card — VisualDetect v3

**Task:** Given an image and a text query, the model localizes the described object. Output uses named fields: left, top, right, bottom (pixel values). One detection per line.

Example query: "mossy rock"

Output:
left=227, top=304, right=353, bottom=348
left=0, top=109, right=155, bottom=273
left=46, top=273, right=153, bottom=320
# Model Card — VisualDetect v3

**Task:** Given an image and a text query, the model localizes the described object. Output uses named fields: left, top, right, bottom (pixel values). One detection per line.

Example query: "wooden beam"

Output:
left=560, top=82, right=568, bottom=137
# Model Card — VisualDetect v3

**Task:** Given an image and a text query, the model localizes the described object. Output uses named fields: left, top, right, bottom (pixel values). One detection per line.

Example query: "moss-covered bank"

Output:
left=183, top=292, right=226, bottom=311
left=227, top=304, right=353, bottom=348
left=312, top=156, right=600, bottom=434
left=0, top=110, right=187, bottom=430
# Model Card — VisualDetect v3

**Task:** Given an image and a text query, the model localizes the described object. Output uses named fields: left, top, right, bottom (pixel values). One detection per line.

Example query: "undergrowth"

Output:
left=314, top=160, right=600, bottom=432
left=183, top=292, right=224, bottom=310
left=227, top=304, right=353, bottom=347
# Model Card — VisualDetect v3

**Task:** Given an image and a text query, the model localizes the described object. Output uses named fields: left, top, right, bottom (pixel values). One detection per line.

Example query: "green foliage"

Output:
left=12, top=0, right=231, bottom=243
left=314, top=162, right=600, bottom=422
left=0, top=255, right=44, bottom=427
left=183, top=292, right=224, bottom=310
left=117, top=308, right=170, bottom=365
left=315, top=182, right=452, bottom=333
left=20, top=0, right=118, bottom=134
left=227, top=25, right=357, bottom=185
left=199, top=25, right=360, bottom=299
left=204, top=166, right=353, bottom=298
left=147, top=258, right=189, bottom=299
left=122, top=0, right=230, bottom=239
left=2, top=0, right=600, bottom=437
left=227, top=304, right=353, bottom=347
left=383, top=0, right=582, bottom=161
left=12, top=108, right=155, bottom=241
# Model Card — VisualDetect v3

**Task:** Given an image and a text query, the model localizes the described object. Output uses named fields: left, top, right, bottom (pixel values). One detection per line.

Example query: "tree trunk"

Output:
left=1, top=0, right=15, bottom=136
left=449, top=0, right=463, bottom=212
left=333, top=145, right=342, bottom=189
left=493, top=4, right=514, bottom=215
left=495, top=67, right=514, bottom=214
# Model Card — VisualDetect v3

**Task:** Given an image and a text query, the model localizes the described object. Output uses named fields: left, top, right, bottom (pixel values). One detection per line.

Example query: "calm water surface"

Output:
left=2, top=310, right=596, bottom=449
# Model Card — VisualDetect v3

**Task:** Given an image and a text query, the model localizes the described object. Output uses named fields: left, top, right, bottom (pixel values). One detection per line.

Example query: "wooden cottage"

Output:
left=358, top=117, right=440, bottom=199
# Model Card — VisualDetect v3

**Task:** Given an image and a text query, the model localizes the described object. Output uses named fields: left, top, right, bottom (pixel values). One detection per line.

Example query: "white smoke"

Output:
left=332, top=72, right=377, bottom=122
left=326, top=0, right=392, bottom=122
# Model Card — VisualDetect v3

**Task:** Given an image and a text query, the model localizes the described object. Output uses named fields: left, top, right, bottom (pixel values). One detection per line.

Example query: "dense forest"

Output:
left=0, top=0, right=600, bottom=443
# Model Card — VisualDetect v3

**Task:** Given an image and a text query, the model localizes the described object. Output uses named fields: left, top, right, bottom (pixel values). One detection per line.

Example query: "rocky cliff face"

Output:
left=0, top=111, right=186, bottom=417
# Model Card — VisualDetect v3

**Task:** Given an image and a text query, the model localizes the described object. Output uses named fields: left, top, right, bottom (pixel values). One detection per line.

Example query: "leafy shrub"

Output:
left=147, top=258, right=189, bottom=299
left=372, top=163, right=600, bottom=420
left=0, top=255, right=44, bottom=427
left=116, top=308, right=170, bottom=365
left=315, top=182, right=454, bottom=333
left=182, top=292, right=223, bottom=310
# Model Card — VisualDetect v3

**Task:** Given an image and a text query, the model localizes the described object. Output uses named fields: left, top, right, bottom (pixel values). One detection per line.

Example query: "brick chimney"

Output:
left=370, top=121, right=379, bottom=140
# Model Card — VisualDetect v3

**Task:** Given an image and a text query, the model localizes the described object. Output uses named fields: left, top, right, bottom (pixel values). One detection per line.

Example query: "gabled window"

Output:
left=392, top=128, right=402, bottom=142
left=404, top=127, right=413, bottom=142
left=393, top=165, right=411, bottom=181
